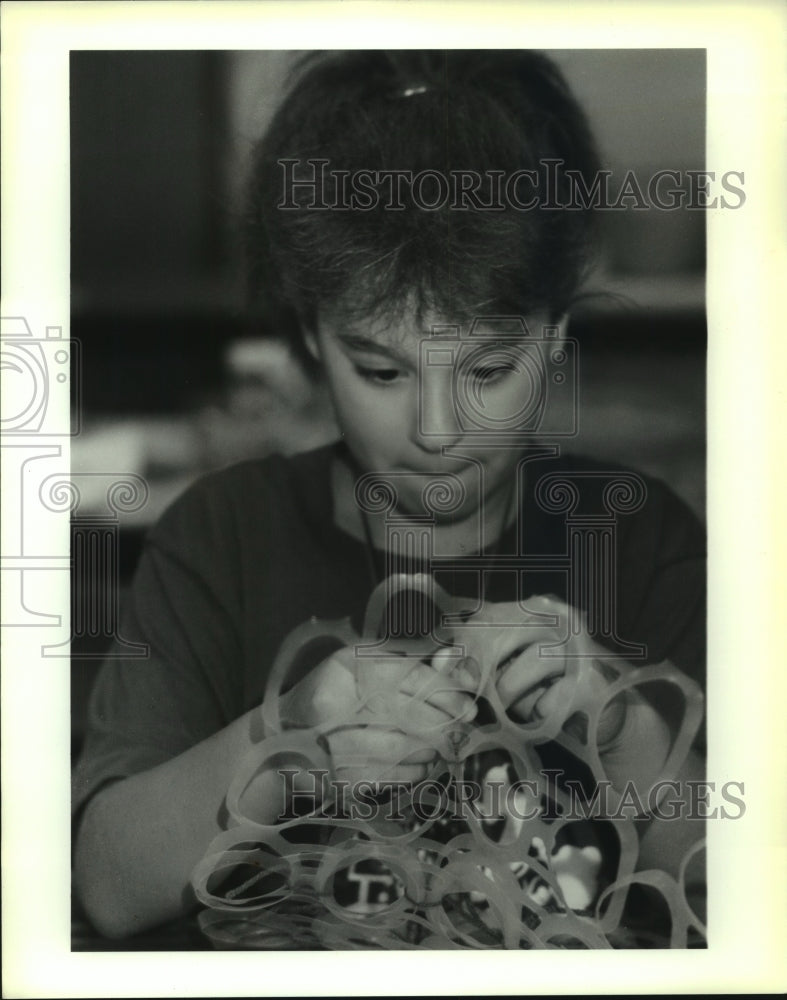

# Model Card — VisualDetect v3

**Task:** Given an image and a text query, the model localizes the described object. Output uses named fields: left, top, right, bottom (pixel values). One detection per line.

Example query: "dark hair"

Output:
left=244, top=50, right=601, bottom=364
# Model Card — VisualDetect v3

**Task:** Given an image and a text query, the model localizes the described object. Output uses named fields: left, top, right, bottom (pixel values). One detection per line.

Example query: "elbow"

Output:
left=78, top=898, right=141, bottom=942
left=73, top=790, right=153, bottom=941
left=73, top=865, right=142, bottom=941
left=73, top=774, right=203, bottom=940
left=73, top=837, right=143, bottom=941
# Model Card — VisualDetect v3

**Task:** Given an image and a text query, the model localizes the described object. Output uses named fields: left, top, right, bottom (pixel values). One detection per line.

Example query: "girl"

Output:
left=73, top=51, right=706, bottom=946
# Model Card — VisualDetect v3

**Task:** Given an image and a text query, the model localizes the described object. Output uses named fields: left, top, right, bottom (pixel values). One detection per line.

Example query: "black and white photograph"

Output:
left=68, top=46, right=712, bottom=952
left=2, top=2, right=786, bottom=996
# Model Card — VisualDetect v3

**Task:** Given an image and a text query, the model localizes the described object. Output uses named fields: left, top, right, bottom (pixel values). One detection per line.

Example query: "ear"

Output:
left=553, top=313, right=570, bottom=340
left=302, top=325, right=321, bottom=363
left=526, top=311, right=570, bottom=341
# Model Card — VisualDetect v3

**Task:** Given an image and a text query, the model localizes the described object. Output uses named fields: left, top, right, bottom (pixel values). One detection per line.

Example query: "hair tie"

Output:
left=400, top=84, right=428, bottom=98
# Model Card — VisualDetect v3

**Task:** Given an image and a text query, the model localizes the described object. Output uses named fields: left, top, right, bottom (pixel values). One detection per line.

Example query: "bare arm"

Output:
left=635, top=749, right=705, bottom=881
left=599, top=697, right=706, bottom=884
left=72, top=708, right=282, bottom=940
left=74, top=645, right=476, bottom=940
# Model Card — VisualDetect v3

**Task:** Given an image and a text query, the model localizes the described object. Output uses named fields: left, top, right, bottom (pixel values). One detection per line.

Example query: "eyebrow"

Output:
left=334, top=332, right=411, bottom=364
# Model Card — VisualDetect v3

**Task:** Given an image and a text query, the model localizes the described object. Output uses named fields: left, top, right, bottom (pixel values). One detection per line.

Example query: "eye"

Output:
left=354, top=365, right=403, bottom=385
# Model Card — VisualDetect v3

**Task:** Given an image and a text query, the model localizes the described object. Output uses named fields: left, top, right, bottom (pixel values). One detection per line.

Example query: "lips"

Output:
left=397, top=459, right=482, bottom=477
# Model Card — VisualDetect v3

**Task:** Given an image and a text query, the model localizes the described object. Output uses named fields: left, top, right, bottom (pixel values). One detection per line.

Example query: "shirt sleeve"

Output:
left=72, top=472, right=246, bottom=822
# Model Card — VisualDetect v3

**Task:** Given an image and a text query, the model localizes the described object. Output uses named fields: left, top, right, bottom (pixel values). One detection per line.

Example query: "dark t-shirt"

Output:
left=72, top=442, right=706, bottom=818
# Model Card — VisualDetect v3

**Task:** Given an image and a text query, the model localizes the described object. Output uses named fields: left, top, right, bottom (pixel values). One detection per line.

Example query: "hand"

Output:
left=449, top=596, right=682, bottom=799
left=449, top=596, right=629, bottom=744
left=279, top=647, right=478, bottom=787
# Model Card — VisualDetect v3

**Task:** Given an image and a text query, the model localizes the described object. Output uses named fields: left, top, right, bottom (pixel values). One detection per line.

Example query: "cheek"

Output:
left=481, top=377, right=537, bottom=424
left=330, top=376, right=374, bottom=425
left=329, top=382, right=401, bottom=454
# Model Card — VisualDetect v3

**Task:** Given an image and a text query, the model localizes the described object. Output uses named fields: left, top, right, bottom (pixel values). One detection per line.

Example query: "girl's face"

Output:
left=309, top=302, right=560, bottom=524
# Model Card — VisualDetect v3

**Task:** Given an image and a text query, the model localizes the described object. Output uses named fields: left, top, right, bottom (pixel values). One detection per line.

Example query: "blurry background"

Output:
left=70, top=50, right=706, bottom=738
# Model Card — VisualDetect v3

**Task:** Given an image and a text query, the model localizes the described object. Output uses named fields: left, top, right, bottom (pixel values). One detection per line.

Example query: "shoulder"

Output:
left=525, top=450, right=704, bottom=557
left=147, top=442, right=339, bottom=561
left=517, top=451, right=705, bottom=682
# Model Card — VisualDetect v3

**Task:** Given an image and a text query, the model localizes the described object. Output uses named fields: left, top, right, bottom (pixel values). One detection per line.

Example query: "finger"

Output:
left=371, top=659, right=479, bottom=720
left=352, top=685, right=477, bottom=731
left=360, top=694, right=475, bottom=734
left=405, top=676, right=478, bottom=722
left=398, top=696, right=477, bottom=731
left=525, top=676, right=571, bottom=722
left=431, top=646, right=484, bottom=691
left=510, top=682, right=555, bottom=722
left=529, top=656, right=618, bottom=720
left=332, top=760, right=437, bottom=788
left=452, top=596, right=571, bottom=664
left=334, top=762, right=433, bottom=788
left=496, top=644, right=565, bottom=709
left=327, top=726, right=440, bottom=765
left=397, top=654, right=477, bottom=692
left=430, top=646, right=467, bottom=676
left=452, top=623, right=565, bottom=674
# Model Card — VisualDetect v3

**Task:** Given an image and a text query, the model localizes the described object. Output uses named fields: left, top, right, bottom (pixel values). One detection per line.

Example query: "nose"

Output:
left=413, top=365, right=464, bottom=452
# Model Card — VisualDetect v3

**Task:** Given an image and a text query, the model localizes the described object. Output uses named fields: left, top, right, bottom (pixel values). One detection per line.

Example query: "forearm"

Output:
left=73, top=708, right=283, bottom=939
left=634, top=747, right=706, bottom=882
left=599, top=692, right=706, bottom=883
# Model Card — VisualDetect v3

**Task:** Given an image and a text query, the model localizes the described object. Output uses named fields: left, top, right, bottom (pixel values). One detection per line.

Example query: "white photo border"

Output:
left=2, top=1, right=786, bottom=996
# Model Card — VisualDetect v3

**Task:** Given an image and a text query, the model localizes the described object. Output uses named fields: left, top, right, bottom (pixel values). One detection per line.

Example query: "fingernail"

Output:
left=455, top=655, right=481, bottom=686
left=430, top=647, right=453, bottom=673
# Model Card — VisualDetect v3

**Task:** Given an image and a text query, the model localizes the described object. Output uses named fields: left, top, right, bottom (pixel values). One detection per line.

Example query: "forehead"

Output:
left=319, top=304, right=547, bottom=356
